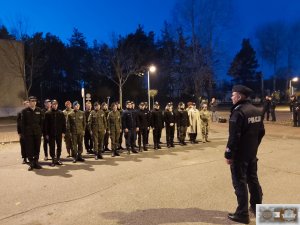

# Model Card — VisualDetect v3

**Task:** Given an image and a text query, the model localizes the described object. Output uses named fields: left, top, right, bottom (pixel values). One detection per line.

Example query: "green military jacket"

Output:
left=88, top=109, right=107, bottom=132
left=107, top=110, right=122, bottom=132
left=199, top=110, right=211, bottom=124
left=68, top=110, right=86, bottom=134
left=63, top=108, right=73, bottom=132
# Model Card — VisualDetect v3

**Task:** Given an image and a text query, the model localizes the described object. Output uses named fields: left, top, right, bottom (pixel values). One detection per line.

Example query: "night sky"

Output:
left=1, top=0, right=300, bottom=78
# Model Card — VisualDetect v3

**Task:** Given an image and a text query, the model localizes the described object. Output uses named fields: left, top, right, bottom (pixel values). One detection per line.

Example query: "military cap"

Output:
left=131, top=101, right=135, bottom=104
left=51, top=99, right=58, bottom=104
left=126, top=100, right=132, bottom=105
left=139, top=102, right=145, bottom=106
left=73, top=101, right=79, bottom=107
left=192, top=102, right=196, bottom=106
left=28, top=96, right=37, bottom=101
left=94, top=101, right=100, bottom=106
left=44, top=99, right=51, bottom=103
left=167, top=102, right=172, bottom=107
left=154, top=101, right=160, bottom=106
left=178, top=102, right=185, bottom=106
left=232, top=85, right=253, bottom=97
left=101, top=102, right=107, bottom=107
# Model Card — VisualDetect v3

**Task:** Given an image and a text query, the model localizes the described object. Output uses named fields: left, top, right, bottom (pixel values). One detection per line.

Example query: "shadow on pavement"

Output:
left=31, top=139, right=226, bottom=178
left=101, top=207, right=244, bottom=225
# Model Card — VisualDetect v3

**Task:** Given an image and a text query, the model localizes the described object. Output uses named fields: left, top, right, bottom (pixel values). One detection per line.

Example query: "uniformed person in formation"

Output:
left=63, top=101, right=73, bottom=157
left=44, top=100, right=66, bottom=166
left=122, top=101, right=139, bottom=154
left=102, top=102, right=111, bottom=152
left=225, top=85, right=265, bottom=224
left=151, top=102, right=164, bottom=150
left=88, top=102, right=107, bottom=160
left=116, top=102, right=125, bottom=150
left=137, top=102, right=150, bottom=151
left=199, top=103, right=211, bottom=143
left=17, top=100, right=29, bottom=164
left=68, top=101, right=86, bottom=163
left=176, top=102, right=190, bottom=145
left=84, top=101, right=93, bottom=154
left=42, top=99, right=52, bottom=161
left=21, top=96, right=44, bottom=171
left=107, top=102, right=122, bottom=157
left=187, top=102, right=200, bottom=144
left=144, top=102, right=151, bottom=145
left=164, top=103, right=176, bottom=148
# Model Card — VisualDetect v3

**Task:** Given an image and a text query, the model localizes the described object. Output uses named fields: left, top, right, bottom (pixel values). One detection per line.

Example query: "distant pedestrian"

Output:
left=225, top=85, right=264, bottom=224
left=262, top=96, right=270, bottom=121
left=209, top=97, right=218, bottom=122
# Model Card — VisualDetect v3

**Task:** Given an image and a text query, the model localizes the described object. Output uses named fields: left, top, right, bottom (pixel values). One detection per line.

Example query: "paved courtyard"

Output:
left=0, top=109, right=299, bottom=225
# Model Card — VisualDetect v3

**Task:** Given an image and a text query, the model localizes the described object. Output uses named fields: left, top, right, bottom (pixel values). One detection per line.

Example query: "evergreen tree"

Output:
left=228, top=38, right=259, bottom=90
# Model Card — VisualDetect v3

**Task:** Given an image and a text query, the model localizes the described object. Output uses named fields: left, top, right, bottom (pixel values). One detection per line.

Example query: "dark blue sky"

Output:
left=1, top=0, right=300, bottom=45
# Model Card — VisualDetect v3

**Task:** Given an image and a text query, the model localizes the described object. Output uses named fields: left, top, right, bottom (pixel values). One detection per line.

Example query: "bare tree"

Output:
left=256, top=21, right=287, bottom=91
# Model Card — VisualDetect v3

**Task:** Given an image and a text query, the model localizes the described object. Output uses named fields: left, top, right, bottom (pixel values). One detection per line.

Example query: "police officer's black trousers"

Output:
left=293, top=111, right=299, bottom=126
left=49, top=135, right=62, bottom=159
left=118, top=130, right=124, bottom=147
left=165, top=125, right=175, bottom=145
left=84, top=129, right=93, bottom=151
left=153, top=127, right=162, bottom=147
left=43, top=135, right=49, bottom=157
left=270, top=109, right=276, bottom=121
left=138, top=128, right=147, bottom=147
left=20, top=136, right=26, bottom=159
left=104, top=130, right=109, bottom=148
left=124, top=129, right=136, bottom=149
left=230, top=158, right=263, bottom=216
left=25, top=135, right=41, bottom=161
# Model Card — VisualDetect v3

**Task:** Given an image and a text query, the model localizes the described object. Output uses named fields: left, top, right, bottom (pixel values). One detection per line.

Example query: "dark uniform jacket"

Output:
left=176, top=109, right=190, bottom=127
left=151, top=109, right=164, bottom=129
left=137, top=109, right=150, bottom=129
left=17, top=111, right=22, bottom=134
left=122, top=109, right=138, bottom=130
left=107, top=110, right=122, bottom=132
left=21, top=107, right=44, bottom=136
left=44, top=109, right=66, bottom=136
left=290, top=99, right=300, bottom=112
left=164, top=111, right=176, bottom=126
left=68, top=110, right=86, bottom=134
left=226, top=100, right=265, bottom=161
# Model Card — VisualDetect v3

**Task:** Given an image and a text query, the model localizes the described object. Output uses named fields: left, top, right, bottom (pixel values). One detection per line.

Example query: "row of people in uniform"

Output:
left=17, top=96, right=212, bottom=171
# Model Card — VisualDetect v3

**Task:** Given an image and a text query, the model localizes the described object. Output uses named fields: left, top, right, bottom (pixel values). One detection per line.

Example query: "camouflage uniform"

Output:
left=107, top=110, right=122, bottom=157
left=199, top=109, right=211, bottom=143
left=88, top=108, right=107, bottom=159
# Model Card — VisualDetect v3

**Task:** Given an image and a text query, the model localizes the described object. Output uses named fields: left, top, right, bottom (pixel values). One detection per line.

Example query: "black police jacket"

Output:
left=44, top=109, right=66, bottom=136
left=21, top=107, right=44, bottom=136
left=137, top=109, right=150, bottom=129
left=176, top=109, right=190, bottom=127
left=151, top=109, right=164, bottom=129
left=164, top=111, right=176, bottom=126
left=226, top=100, right=265, bottom=161
left=122, top=109, right=138, bottom=130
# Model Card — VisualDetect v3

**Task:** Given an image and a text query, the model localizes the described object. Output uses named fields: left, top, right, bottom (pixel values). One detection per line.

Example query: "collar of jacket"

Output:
left=230, top=100, right=250, bottom=113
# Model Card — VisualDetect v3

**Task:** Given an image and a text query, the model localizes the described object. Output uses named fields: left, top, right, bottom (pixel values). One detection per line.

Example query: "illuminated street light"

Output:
left=147, top=65, right=156, bottom=109
left=289, top=77, right=299, bottom=96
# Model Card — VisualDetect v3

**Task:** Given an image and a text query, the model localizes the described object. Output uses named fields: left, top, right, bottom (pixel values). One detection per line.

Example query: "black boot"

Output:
left=77, top=154, right=85, bottom=162
left=56, top=158, right=63, bottom=165
left=131, top=147, right=138, bottom=153
left=28, top=159, right=34, bottom=171
left=73, top=154, right=78, bottom=163
left=50, top=158, right=56, bottom=167
left=34, top=159, right=42, bottom=169
left=143, top=146, right=148, bottom=151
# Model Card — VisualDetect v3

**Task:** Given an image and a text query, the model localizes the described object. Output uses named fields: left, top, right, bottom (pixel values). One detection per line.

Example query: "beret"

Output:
left=232, top=85, right=253, bottom=97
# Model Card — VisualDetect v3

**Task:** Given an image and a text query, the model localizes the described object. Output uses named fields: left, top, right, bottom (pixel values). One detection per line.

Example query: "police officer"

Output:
left=122, top=101, right=139, bottom=154
left=164, top=103, right=176, bottom=148
left=151, top=102, right=164, bottom=150
left=137, top=102, right=150, bottom=151
left=68, top=101, right=86, bottom=163
left=88, top=102, right=107, bottom=160
left=17, top=100, right=29, bottom=164
left=176, top=102, right=190, bottom=145
left=107, top=102, right=122, bottom=157
left=44, top=100, right=66, bottom=166
left=21, top=96, right=44, bottom=171
left=144, top=102, right=151, bottom=145
left=84, top=101, right=93, bottom=154
left=42, top=99, right=51, bottom=161
left=225, top=85, right=265, bottom=224
left=63, top=101, right=73, bottom=157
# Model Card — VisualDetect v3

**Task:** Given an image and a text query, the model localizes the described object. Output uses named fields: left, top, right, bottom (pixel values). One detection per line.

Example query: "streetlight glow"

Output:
left=149, top=65, right=156, bottom=73
left=292, top=77, right=298, bottom=82
left=148, top=65, right=156, bottom=110
left=290, top=77, right=299, bottom=96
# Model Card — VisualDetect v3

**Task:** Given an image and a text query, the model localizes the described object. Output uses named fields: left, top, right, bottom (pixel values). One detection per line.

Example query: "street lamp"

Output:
left=148, top=65, right=156, bottom=110
left=289, top=77, right=299, bottom=96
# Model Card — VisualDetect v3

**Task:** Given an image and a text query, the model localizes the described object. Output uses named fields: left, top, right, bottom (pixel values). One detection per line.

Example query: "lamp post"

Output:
left=289, top=77, right=299, bottom=96
left=147, top=65, right=156, bottom=110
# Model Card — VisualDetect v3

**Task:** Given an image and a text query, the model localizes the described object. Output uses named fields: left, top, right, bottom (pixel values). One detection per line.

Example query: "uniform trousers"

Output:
left=165, top=125, right=175, bottom=145
left=124, top=129, right=136, bottom=149
left=49, top=135, right=62, bottom=159
left=92, top=130, right=105, bottom=153
left=25, top=135, right=41, bottom=161
left=110, top=129, right=120, bottom=150
left=230, top=158, right=263, bottom=216
left=153, top=127, right=162, bottom=146
left=72, top=133, right=84, bottom=156
left=84, top=128, right=93, bottom=151
left=138, top=127, right=147, bottom=147
left=20, top=136, right=27, bottom=159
